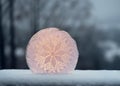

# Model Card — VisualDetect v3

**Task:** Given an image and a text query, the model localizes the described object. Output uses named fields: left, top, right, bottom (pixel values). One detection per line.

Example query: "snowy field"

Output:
left=0, top=70, right=120, bottom=86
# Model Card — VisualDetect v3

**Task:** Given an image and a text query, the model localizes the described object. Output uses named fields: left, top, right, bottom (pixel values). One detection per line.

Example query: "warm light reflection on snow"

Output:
left=26, top=28, right=79, bottom=73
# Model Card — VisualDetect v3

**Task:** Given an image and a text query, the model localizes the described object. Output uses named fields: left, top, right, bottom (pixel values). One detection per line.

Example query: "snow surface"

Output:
left=0, top=70, right=120, bottom=86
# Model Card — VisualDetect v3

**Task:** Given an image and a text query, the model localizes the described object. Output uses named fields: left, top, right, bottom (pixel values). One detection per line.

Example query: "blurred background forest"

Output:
left=0, top=0, right=120, bottom=70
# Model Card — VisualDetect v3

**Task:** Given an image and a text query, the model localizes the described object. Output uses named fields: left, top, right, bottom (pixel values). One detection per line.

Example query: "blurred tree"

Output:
left=39, top=0, right=92, bottom=34
left=113, top=55, right=120, bottom=70
left=30, top=0, right=47, bottom=33
left=0, top=0, right=5, bottom=69
left=9, top=0, right=15, bottom=68
left=75, top=25, right=103, bottom=70
left=31, top=0, right=39, bottom=33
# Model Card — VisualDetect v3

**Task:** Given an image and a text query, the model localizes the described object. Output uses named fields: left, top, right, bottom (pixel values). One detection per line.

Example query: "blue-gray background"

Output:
left=0, top=0, right=120, bottom=70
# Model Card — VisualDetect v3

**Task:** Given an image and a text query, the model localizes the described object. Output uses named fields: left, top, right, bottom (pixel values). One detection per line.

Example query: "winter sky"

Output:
left=90, top=0, right=120, bottom=24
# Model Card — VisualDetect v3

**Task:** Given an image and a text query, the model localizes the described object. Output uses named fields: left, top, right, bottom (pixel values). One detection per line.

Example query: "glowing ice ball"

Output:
left=26, top=28, right=79, bottom=73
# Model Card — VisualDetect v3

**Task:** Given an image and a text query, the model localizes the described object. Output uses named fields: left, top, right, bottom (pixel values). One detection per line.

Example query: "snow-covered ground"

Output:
left=0, top=70, right=120, bottom=86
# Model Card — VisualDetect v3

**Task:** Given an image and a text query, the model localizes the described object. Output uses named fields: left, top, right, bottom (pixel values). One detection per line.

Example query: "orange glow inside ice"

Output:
left=26, top=28, right=79, bottom=73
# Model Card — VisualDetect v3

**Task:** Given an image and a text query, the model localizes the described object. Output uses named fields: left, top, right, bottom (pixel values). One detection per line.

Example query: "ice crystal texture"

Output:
left=26, top=28, right=79, bottom=73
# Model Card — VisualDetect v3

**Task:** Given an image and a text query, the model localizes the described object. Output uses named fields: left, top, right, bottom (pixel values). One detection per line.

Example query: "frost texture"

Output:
left=26, top=28, right=79, bottom=73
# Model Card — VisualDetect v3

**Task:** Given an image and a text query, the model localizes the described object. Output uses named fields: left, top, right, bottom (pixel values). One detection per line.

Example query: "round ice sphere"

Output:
left=26, top=28, right=79, bottom=73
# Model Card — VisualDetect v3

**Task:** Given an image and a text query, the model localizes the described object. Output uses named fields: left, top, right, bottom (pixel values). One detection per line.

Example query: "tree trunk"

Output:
left=0, top=0, right=5, bottom=69
left=31, top=0, right=39, bottom=34
left=9, top=0, right=15, bottom=69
